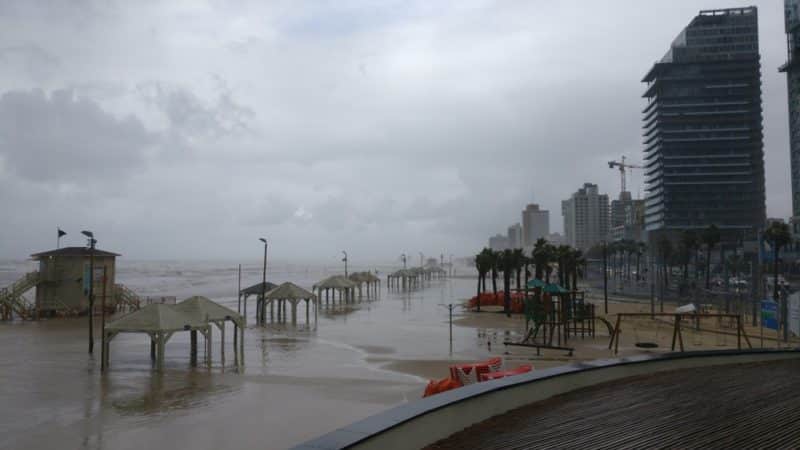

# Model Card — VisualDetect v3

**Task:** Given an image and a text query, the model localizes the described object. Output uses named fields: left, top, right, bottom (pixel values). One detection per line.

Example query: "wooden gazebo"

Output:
left=172, top=296, right=244, bottom=365
left=313, top=275, right=357, bottom=306
left=104, top=303, right=209, bottom=371
left=348, top=272, right=381, bottom=299
left=239, top=281, right=278, bottom=324
left=263, top=282, right=318, bottom=327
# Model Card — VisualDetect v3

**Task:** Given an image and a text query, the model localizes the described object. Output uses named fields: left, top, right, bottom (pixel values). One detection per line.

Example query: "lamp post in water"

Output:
left=259, top=238, right=267, bottom=325
left=342, top=251, right=348, bottom=277
left=81, top=230, right=95, bottom=354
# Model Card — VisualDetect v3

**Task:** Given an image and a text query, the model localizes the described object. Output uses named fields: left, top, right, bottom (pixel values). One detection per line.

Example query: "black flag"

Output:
left=58, top=228, right=66, bottom=238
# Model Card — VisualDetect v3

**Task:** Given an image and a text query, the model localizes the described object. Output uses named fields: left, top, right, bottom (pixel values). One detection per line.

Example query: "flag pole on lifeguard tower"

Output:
left=57, top=228, right=66, bottom=249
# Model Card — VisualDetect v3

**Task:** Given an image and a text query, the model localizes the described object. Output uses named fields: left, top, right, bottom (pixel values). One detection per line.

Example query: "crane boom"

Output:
left=607, top=155, right=643, bottom=194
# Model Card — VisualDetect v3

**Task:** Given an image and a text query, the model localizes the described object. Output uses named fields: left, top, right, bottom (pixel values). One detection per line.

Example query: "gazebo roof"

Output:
left=265, top=282, right=315, bottom=300
left=240, top=281, right=279, bottom=295
left=106, top=304, right=205, bottom=333
left=362, top=272, right=380, bottom=282
left=314, top=275, right=356, bottom=289
left=173, top=296, right=242, bottom=324
left=348, top=272, right=370, bottom=283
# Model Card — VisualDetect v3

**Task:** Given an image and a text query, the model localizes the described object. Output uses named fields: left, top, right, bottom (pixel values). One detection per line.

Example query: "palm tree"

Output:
left=556, top=245, right=571, bottom=288
left=488, top=249, right=499, bottom=296
left=512, top=248, right=525, bottom=290
left=544, top=244, right=556, bottom=283
left=764, top=221, right=793, bottom=340
left=635, top=241, right=646, bottom=282
left=570, top=249, right=585, bottom=293
left=680, top=230, right=699, bottom=283
left=474, top=248, right=493, bottom=312
left=657, top=237, right=673, bottom=293
left=701, top=224, right=721, bottom=289
left=532, top=238, right=548, bottom=280
left=499, top=249, right=514, bottom=316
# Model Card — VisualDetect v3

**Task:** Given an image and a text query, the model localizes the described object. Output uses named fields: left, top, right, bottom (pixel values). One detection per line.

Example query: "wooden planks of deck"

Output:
left=427, top=360, right=800, bottom=449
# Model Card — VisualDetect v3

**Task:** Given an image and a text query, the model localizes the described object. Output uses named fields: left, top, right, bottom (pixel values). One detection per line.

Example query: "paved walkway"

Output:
left=428, top=359, right=800, bottom=449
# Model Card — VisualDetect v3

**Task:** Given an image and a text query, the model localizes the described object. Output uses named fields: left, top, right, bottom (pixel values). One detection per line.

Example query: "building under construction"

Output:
left=642, top=7, right=766, bottom=242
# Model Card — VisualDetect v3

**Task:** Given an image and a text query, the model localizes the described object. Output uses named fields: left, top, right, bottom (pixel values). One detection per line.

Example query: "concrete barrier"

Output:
left=293, top=348, right=800, bottom=450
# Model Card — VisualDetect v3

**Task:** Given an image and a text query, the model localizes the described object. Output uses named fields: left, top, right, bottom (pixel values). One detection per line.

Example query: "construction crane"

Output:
left=607, top=156, right=643, bottom=194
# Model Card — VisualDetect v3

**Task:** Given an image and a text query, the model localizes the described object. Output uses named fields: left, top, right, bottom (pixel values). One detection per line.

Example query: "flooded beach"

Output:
left=0, top=260, right=508, bottom=449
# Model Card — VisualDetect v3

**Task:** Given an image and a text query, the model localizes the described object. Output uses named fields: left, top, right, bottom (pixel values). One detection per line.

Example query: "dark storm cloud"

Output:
left=0, top=89, right=151, bottom=184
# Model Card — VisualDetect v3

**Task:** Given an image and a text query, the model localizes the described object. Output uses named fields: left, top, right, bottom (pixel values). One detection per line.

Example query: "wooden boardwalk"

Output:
left=428, top=359, right=800, bottom=449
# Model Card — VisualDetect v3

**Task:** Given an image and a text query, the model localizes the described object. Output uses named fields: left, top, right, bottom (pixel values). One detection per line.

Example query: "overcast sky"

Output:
left=0, top=1, right=792, bottom=262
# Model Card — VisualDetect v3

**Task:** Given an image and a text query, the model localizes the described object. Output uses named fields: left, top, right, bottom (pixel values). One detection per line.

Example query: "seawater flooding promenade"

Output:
left=0, top=260, right=502, bottom=449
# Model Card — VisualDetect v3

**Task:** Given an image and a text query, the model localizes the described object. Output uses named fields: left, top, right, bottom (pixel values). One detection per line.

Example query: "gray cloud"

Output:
left=0, top=88, right=151, bottom=184
left=0, top=0, right=792, bottom=261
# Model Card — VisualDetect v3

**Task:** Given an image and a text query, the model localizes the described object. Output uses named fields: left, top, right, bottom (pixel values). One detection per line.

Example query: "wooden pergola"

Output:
left=313, top=275, right=357, bottom=306
left=239, top=281, right=278, bottom=324
left=386, top=269, right=420, bottom=290
left=348, top=272, right=381, bottom=299
left=104, top=303, right=209, bottom=371
left=172, top=296, right=244, bottom=366
left=263, top=282, right=318, bottom=327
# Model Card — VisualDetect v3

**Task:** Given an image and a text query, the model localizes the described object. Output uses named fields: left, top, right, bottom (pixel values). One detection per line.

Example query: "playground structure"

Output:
left=505, top=287, right=597, bottom=356
left=607, top=312, right=753, bottom=355
left=1, top=247, right=144, bottom=320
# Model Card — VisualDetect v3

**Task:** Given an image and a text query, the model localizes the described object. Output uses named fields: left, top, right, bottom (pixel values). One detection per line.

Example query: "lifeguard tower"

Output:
left=0, top=247, right=141, bottom=319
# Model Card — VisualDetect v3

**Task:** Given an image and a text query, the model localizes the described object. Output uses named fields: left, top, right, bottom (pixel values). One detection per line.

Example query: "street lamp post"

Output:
left=602, top=240, right=608, bottom=314
left=81, top=230, right=95, bottom=354
left=259, top=238, right=268, bottom=325
left=342, top=251, right=348, bottom=277
left=401, top=253, right=407, bottom=269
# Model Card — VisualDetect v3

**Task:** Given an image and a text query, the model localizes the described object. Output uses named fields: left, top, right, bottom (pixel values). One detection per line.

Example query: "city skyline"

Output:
left=0, top=1, right=792, bottom=261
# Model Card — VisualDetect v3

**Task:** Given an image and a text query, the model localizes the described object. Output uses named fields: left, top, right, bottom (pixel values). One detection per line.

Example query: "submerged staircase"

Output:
left=114, top=284, right=141, bottom=312
left=0, top=271, right=39, bottom=320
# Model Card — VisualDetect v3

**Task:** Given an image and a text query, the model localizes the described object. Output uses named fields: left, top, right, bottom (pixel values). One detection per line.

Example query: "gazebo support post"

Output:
left=219, top=322, right=225, bottom=366
left=190, top=330, right=198, bottom=366
left=151, top=338, right=156, bottom=362
left=305, top=299, right=309, bottom=325
left=156, top=332, right=165, bottom=371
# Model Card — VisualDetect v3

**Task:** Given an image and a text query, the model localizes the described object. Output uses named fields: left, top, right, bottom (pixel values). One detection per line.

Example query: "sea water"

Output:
left=0, top=259, right=485, bottom=449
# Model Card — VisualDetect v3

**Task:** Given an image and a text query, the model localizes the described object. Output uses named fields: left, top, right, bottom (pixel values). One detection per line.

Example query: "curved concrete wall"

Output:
left=294, top=349, right=800, bottom=450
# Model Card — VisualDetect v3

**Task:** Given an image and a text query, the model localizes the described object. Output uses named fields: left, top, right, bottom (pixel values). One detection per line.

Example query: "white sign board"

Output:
left=790, top=292, right=800, bottom=338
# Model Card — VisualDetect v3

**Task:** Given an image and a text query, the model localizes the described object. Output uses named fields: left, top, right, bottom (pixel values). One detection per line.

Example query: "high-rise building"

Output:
left=488, top=234, right=509, bottom=251
left=781, top=0, right=800, bottom=226
left=610, top=191, right=646, bottom=242
left=642, top=7, right=765, bottom=241
left=561, top=183, right=610, bottom=251
left=507, top=223, right=523, bottom=249
left=522, top=204, right=549, bottom=247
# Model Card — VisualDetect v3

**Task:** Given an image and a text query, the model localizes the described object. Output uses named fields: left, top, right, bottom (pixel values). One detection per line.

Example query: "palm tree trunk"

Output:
left=476, top=274, right=481, bottom=312
left=504, top=271, right=511, bottom=317
left=491, top=268, right=497, bottom=295
left=705, top=248, right=711, bottom=289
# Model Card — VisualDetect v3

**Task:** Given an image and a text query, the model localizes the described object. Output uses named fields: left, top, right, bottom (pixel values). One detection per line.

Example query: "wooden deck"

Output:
left=427, top=359, right=800, bottom=449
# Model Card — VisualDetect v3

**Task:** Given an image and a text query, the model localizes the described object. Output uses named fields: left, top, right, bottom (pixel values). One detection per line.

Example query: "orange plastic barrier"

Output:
left=478, top=364, right=533, bottom=382
left=449, top=357, right=503, bottom=385
left=468, top=293, right=525, bottom=313
left=422, top=377, right=463, bottom=398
